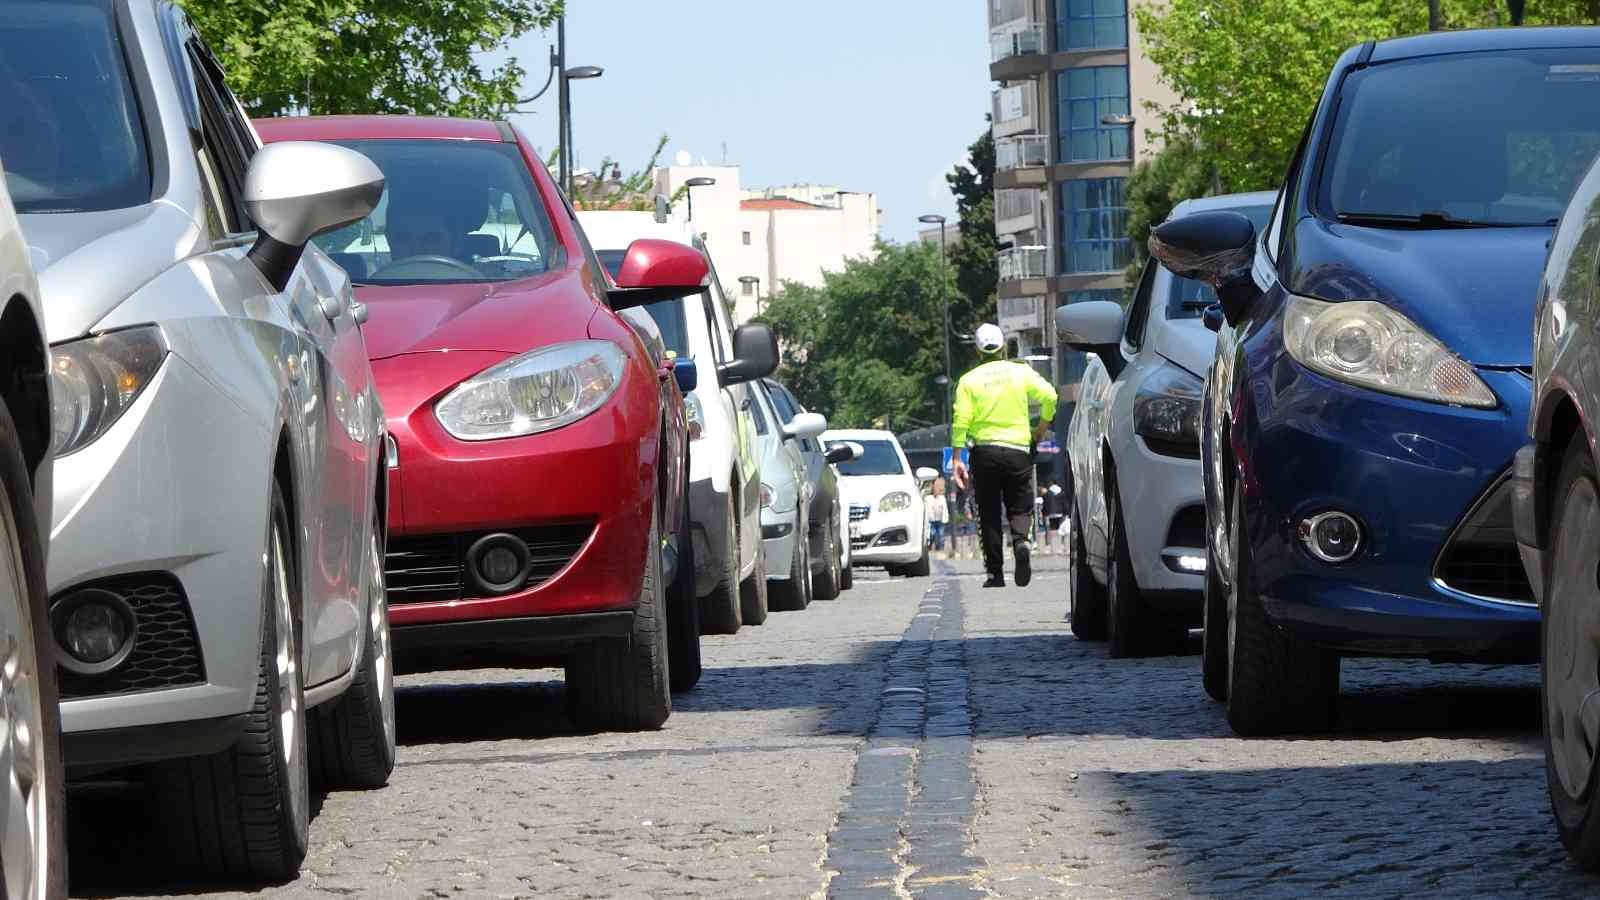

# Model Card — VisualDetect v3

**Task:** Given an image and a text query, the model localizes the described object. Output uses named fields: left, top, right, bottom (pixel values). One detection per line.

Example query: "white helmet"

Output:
left=975, top=323, right=1005, bottom=354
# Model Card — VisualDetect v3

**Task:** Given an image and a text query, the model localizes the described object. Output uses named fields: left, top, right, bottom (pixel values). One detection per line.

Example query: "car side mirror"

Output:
left=1055, top=300, right=1126, bottom=379
left=915, top=467, right=940, bottom=483
left=245, top=141, right=385, bottom=291
left=718, top=323, right=779, bottom=385
left=673, top=357, right=697, bottom=393
left=784, top=411, right=827, bottom=441
left=1149, top=211, right=1261, bottom=327
left=1201, top=302, right=1224, bottom=333
left=607, top=238, right=710, bottom=310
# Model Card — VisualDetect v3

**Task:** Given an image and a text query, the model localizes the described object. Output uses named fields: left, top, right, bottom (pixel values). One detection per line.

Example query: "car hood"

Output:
left=355, top=270, right=591, bottom=359
left=22, top=202, right=203, bottom=341
left=837, top=473, right=915, bottom=508
left=1150, top=316, right=1217, bottom=378
left=1283, top=217, right=1550, bottom=367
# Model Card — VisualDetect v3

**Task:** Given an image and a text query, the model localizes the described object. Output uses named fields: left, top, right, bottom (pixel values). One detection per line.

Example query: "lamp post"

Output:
left=738, top=275, right=762, bottom=320
left=684, top=176, right=716, bottom=224
left=918, top=213, right=952, bottom=433
left=516, top=16, right=604, bottom=199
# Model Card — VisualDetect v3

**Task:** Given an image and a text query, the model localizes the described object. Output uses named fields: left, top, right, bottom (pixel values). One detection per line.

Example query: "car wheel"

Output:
left=813, top=515, right=841, bottom=602
left=1225, top=481, right=1337, bottom=737
left=567, top=499, right=671, bottom=731
left=740, top=543, right=769, bottom=626
left=770, top=516, right=809, bottom=612
left=904, top=541, right=931, bottom=577
left=1106, top=478, right=1183, bottom=658
left=309, top=509, right=396, bottom=790
left=697, top=489, right=742, bottom=635
left=0, top=401, right=64, bottom=899
left=840, top=541, right=854, bottom=591
left=667, top=494, right=703, bottom=693
left=1068, top=503, right=1107, bottom=640
left=1543, top=438, right=1600, bottom=867
left=153, top=481, right=310, bottom=881
left=1201, top=534, right=1229, bottom=703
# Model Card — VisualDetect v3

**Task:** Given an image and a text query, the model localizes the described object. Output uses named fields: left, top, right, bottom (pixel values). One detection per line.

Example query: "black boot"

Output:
left=983, top=573, right=1006, bottom=588
left=1015, top=541, right=1032, bottom=587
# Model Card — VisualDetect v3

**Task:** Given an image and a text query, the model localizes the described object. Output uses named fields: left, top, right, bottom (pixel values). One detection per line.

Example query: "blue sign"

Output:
left=941, top=447, right=969, bottom=476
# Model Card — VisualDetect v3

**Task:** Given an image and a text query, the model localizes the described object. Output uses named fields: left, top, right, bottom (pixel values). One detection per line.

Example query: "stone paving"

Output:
left=64, top=558, right=1600, bottom=898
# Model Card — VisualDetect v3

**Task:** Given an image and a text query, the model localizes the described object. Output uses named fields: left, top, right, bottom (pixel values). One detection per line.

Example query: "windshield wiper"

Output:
left=1337, top=210, right=1543, bottom=229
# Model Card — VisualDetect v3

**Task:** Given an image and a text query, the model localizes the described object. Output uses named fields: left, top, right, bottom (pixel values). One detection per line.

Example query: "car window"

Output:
left=749, top=385, right=770, bottom=435
left=0, top=0, right=151, bottom=213
left=1320, top=48, right=1600, bottom=226
left=1123, top=258, right=1157, bottom=350
left=312, top=139, right=560, bottom=285
left=766, top=381, right=797, bottom=422
left=1164, top=204, right=1273, bottom=318
left=702, top=249, right=737, bottom=361
left=835, top=440, right=906, bottom=476
left=186, top=44, right=251, bottom=232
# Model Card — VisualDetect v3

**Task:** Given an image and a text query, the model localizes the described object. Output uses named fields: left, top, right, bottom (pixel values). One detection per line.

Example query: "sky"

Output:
left=491, top=1, right=994, bottom=244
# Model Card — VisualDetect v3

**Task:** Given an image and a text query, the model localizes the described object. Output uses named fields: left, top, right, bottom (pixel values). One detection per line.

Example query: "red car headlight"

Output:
left=434, top=340, right=626, bottom=440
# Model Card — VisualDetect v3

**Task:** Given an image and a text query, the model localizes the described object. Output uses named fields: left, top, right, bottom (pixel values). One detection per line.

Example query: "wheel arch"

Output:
left=0, top=295, right=49, bottom=484
left=1535, top=385, right=1588, bottom=547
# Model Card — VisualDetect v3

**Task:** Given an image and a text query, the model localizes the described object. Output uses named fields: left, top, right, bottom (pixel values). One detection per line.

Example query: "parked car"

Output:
left=256, top=115, right=769, bottom=726
left=760, top=379, right=855, bottom=601
left=1057, top=191, right=1273, bottom=658
left=1158, top=28, right=1600, bottom=736
left=747, top=380, right=828, bottom=609
left=15, top=1, right=392, bottom=879
left=1514, top=152, right=1600, bottom=867
left=0, top=165, right=64, bottom=898
left=581, top=214, right=773, bottom=633
left=825, top=430, right=937, bottom=576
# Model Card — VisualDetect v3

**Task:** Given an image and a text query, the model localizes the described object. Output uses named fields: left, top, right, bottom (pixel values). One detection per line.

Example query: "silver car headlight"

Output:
left=685, top=392, right=705, bottom=441
left=435, top=340, right=626, bottom=441
left=51, top=326, right=167, bottom=457
left=1282, top=296, right=1495, bottom=408
left=1133, top=362, right=1203, bottom=452
left=879, top=491, right=913, bottom=513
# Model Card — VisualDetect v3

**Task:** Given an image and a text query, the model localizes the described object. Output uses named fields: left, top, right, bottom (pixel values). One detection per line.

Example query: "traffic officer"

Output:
left=950, top=324, right=1057, bottom=588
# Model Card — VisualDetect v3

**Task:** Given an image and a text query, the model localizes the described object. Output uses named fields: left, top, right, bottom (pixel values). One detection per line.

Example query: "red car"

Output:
left=256, top=116, right=774, bottom=730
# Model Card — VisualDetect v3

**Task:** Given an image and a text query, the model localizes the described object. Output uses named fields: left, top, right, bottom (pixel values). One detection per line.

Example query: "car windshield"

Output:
left=599, top=248, right=690, bottom=356
left=0, top=0, right=151, bottom=213
left=1165, top=204, right=1272, bottom=319
left=834, top=440, right=905, bottom=476
left=313, top=140, right=560, bottom=285
left=1320, top=48, right=1600, bottom=228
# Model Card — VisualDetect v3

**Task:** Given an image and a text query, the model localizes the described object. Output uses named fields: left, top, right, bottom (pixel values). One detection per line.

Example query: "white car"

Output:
left=1055, top=191, right=1274, bottom=658
left=581, top=213, right=773, bottom=632
left=823, top=429, right=936, bottom=577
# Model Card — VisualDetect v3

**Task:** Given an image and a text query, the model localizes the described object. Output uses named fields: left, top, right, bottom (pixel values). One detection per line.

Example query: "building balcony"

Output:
left=990, top=22, right=1045, bottom=63
left=990, top=82, right=1039, bottom=140
left=998, top=295, right=1042, bottom=334
left=996, top=135, right=1048, bottom=172
left=997, top=245, right=1050, bottom=283
left=994, top=188, right=1041, bottom=235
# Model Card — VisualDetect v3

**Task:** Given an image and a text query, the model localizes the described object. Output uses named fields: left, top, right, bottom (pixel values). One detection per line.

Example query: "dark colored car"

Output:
left=1154, top=28, right=1600, bottom=736
left=761, top=379, right=854, bottom=601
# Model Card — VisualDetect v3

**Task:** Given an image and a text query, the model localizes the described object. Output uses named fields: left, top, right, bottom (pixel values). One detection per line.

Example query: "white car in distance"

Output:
left=824, top=429, right=937, bottom=577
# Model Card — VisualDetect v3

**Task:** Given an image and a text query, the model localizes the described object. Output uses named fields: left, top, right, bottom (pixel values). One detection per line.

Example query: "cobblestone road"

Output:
left=66, top=558, right=1595, bottom=898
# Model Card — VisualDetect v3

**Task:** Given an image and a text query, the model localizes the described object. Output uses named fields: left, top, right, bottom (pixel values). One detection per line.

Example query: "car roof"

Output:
left=253, top=115, right=512, bottom=144
left=1170, top=190, right=1277, bottom=219
left=1370, top=25, right=1600, bottom=63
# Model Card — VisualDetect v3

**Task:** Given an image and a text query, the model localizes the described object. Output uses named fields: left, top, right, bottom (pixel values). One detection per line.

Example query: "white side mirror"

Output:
left=244, top=141, right=385, bottom=290
left=1055, top=300, right=1125, bottom=348
left=915, top=467, right=940, bottom=483
left=785, top=412, right=828, bottom=441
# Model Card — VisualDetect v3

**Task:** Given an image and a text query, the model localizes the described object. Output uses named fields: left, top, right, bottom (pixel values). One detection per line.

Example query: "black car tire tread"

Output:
left=905, top=542, right=931, bottom=577
left=1201, top=536, right=1229, bottom=703
left=840, top=554, right=853, bottom=591
left=697, top=488, right=742, bottom=635
left=769, top=518, right=810, bottom=612
left=667, top=487, right=703, bottom=693
left=1069, top=500, right=1107, bottom=640
left=740, top=544, right=769, bottom=626
left=812, top=516, right=841, bottom=601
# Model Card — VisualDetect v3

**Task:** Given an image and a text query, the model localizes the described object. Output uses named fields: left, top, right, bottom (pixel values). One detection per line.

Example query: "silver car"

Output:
left=5, top=0, right=392, bottom=881
left=750, top=380, right=827, bottom=610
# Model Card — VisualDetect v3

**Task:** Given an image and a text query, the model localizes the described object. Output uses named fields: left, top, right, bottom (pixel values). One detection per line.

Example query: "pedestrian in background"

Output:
left=951, top=323, right=1058, bottom=588
left=1043, top=481, right=1067, bottom=547
left=925, top=477, right=948, bottom=551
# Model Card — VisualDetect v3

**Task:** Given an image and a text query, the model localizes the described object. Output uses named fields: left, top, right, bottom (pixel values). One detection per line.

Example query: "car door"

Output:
left=185, top=37, right=365, bottom=684
left=700, top=252, right=762, bottom=575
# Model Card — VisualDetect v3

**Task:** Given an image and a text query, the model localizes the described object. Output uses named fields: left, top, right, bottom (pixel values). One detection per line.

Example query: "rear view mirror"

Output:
left=245, top=141, right=385, bottom=291
left=785, top=411, right=827, bottom=441
left=673, top=357, right=697, bottom=393
left=1149, top=211, right=1262, bottom=327
left=718, top=323, right=779, bottom=385
left=607, top=239, right=710, bottom=310
left=1055, top=301, right=1124, bottom=349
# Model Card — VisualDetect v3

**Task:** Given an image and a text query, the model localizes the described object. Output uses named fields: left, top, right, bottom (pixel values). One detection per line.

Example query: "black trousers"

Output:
left=971, top=445, right=1033, bottom=577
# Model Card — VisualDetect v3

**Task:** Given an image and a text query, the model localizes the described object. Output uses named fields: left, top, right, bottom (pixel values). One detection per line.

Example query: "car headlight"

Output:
left=685, top=392, right=704, bottom=441
left=1133, top=362, right=1203, bottom=454
left=51, top=326, right=167, bottom=457
left=435, top=340, right=627, bottom=440
left=760, top=483, right=773, bottom=508
left=1283, top=296, right=1495, bottom=408
left=879, top=491, right=912, bottom=513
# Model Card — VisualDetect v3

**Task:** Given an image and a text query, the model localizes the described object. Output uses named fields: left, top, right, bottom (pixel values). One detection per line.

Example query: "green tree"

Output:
left=1123, top=133, right=1224, bottom=283
left=946, top=131, right=998, bottom=369
left=180, top=0, right=563, bottom=117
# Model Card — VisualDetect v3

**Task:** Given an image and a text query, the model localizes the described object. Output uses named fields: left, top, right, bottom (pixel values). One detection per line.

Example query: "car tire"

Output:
left=567, top=500, right=671, bottom=731
left=152, top=482, right=310, bottom=881
left=1201, top=535, right=1229, bottom=703
left=840, top=550, right=854, bottom=591
left=813, top=515, right=841, bottom=601
left=1106, top=478, right=1184, bottom=658
left=1068, top=502, right=1107, bottom=640
left=770, top=516, right=810, bottom=612
left=1225, top=481, right=1337, bottom=737
left=904, top=542, right=931, bottom=577
left=309, top=509, right=396, bottom=790
left=0, top=400, right=65, bottom=899
left=1542, top=438, right=1600, bottom=867
left=698, top=489, right=742, bottom=635
left=740, top=544, right=769, bottom=626
left=667, top=495, right=703, bottom=694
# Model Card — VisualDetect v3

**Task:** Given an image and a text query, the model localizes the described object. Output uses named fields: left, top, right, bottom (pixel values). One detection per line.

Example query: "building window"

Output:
left=742, top=280, right=754, bottom=296
left=1064, top=288, right=1125, bottom=306
left=1058, top=66, right=1130, bottom=163
left=1057, top=178, right=1130, bottom=274
left=1057, top=0, right=1127, bottom=50
left=742, top=231, right=751, bottom=245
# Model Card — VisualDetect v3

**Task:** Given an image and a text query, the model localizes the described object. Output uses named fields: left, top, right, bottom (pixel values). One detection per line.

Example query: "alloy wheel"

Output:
left=0, top=492, right=45, bottom=899
left=271, top=523, right=309, bottom=831
left=369, top=529, right=396, bottom=753
left=1547, top=474, right=1600, bottom=800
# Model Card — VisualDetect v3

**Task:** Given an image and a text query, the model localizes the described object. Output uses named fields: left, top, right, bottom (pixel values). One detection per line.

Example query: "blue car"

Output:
left=1156, top=28, right=1600, bottom=736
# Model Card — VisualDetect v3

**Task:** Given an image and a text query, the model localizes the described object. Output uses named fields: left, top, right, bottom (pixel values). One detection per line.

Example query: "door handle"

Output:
left=319, top=294, right=344, bottom=321
left=350, top=301, right=369, bottom=326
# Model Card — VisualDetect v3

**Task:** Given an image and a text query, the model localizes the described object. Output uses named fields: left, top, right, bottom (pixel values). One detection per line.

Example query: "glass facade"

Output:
left=1057, top=178, right=1131, bottom=274
left=1058, top=66, right=1130, bottom=163
left=1056, top=0, right=1128, bottom=50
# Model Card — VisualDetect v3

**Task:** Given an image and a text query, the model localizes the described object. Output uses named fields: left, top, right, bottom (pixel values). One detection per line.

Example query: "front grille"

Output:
left=849, top=504, right=870, bottom=523
left=59, top=574, right=204, bottom=699
left=851, top=536, right=870, bottom=551
left=1165, top=505, right=1207, bottom=549
left=1434, top=476, right=1534, bottom=604
left=385, top=524, right=593, bottom=605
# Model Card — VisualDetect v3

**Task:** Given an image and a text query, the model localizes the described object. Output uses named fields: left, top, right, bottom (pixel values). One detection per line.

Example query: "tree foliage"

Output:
left=1123, top=133, right=1222, bottom=281
left=180, top=0, right=563, bottom=117
left=946, top=131, right=998, bottom=357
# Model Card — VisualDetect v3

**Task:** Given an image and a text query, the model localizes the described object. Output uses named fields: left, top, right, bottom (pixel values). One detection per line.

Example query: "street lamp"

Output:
left=738, top=275, right=762, bottom=319
left=515, top=16, right=604, bottom=199
left=918, top=213, right=953, bottom=433
left=684, top=176, right=716, bottom=222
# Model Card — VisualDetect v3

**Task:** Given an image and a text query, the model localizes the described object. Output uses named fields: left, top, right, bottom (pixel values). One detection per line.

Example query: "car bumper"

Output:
left=849, top=507, right=923, bottom=565
left=1509, top=442, right=1546, bottom=600
left=761, top=506, right=800, bottom=581
left=50, top=354, right=276, bottom=749
left=1112, top=428, right=1208, bottom=596
left=1242, top=362, right=1537, bottom=660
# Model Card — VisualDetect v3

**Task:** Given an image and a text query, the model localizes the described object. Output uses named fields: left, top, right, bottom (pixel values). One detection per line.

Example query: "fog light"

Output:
left=51, top=588, right=137, bottom=675
left=466, top=534, right=532, bottom=595
left=1299, top=511, right=1361, bottom=563
left=1170, top=554, right=1206, bottom=573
